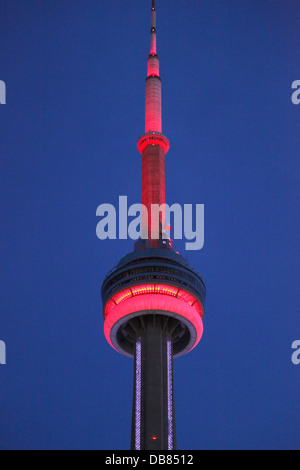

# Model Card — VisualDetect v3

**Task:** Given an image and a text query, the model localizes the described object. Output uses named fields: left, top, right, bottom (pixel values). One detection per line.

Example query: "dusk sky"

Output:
left=0, top=0, right=299, bottom=450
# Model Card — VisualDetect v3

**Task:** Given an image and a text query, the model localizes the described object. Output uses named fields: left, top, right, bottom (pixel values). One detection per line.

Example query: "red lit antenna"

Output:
left=137, top=0, right=169, bottom=245
left=150, top=0, right=157, bottom=55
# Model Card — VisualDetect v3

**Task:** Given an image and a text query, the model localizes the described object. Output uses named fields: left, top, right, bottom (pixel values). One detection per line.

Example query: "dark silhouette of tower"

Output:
left=101, top=0, right=206, bottom=451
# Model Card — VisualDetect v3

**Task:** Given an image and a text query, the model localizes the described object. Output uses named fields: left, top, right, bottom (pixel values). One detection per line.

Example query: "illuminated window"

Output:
left=105, top=284, right=203, bottom=319
left=113, top=289, right=132, bottom=305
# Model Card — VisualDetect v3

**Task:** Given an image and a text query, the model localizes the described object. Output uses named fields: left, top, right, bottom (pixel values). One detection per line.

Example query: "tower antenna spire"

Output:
left=138, top=0, right=167, bottom=243
left=150, top=0, right=157, bottom=55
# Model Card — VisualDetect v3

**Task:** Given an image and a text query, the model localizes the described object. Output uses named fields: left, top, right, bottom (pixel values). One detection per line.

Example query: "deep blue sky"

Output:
left=0, top=0, right=299, bottom=450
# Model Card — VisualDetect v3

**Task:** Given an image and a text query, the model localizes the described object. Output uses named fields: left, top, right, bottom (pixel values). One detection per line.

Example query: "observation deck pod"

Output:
left=101, top=248, right=206, bottom=359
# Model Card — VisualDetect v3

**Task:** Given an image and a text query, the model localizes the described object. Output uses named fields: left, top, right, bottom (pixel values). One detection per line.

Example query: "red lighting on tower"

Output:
left=137, top=0, right=171, bottom=246
left=101, top=0, right=206, bottom=451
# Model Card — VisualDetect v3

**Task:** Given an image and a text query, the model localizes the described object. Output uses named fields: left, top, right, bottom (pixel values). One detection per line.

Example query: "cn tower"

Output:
left=101, top=0, right=206, bottom=451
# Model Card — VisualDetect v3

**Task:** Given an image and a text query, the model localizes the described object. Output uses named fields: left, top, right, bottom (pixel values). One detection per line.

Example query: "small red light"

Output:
left=151, top=436, right=157, bottom=440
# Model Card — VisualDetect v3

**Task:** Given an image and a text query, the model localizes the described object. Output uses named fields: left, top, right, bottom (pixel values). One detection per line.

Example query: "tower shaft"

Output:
left=131, top=315, right=176, bottom=451
left=132, top=2, right=175, bottom=450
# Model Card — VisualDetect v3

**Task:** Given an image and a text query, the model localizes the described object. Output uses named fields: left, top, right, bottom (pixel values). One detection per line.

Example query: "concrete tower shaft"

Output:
left=131, top=316, right=176, bottom=451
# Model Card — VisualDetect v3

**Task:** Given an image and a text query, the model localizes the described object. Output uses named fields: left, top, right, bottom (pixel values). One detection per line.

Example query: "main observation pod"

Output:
left=101, top=248, right=206, bottom=359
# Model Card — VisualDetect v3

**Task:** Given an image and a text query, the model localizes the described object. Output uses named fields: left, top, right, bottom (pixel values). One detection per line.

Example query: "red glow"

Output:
left=151, top=436, right=157, bottom=440
left=150, top=34, right=157, bottom=55
left=177, top=289, right=196, bottom=306
left=141, top=142, right=166, bottom=243
left=137, top=133, right=170, bottom=154
left=147, top=55, right=160, bottom=78
left=104, top=293, right=204, bottom=355
left=132, top=285, right=155, bottom=295
left=104, top=283, right=203, bottom=321
left=113, top=289, right=132, bottom=305
left=193, top=302, right=203, bottom=316
left=104, top=284, right=203, bottom=342
left=105, top=299, right=116, bottom=315
left=155, top=284, right=178, bottom=296
left=145, top=76, right=162, bottom=133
